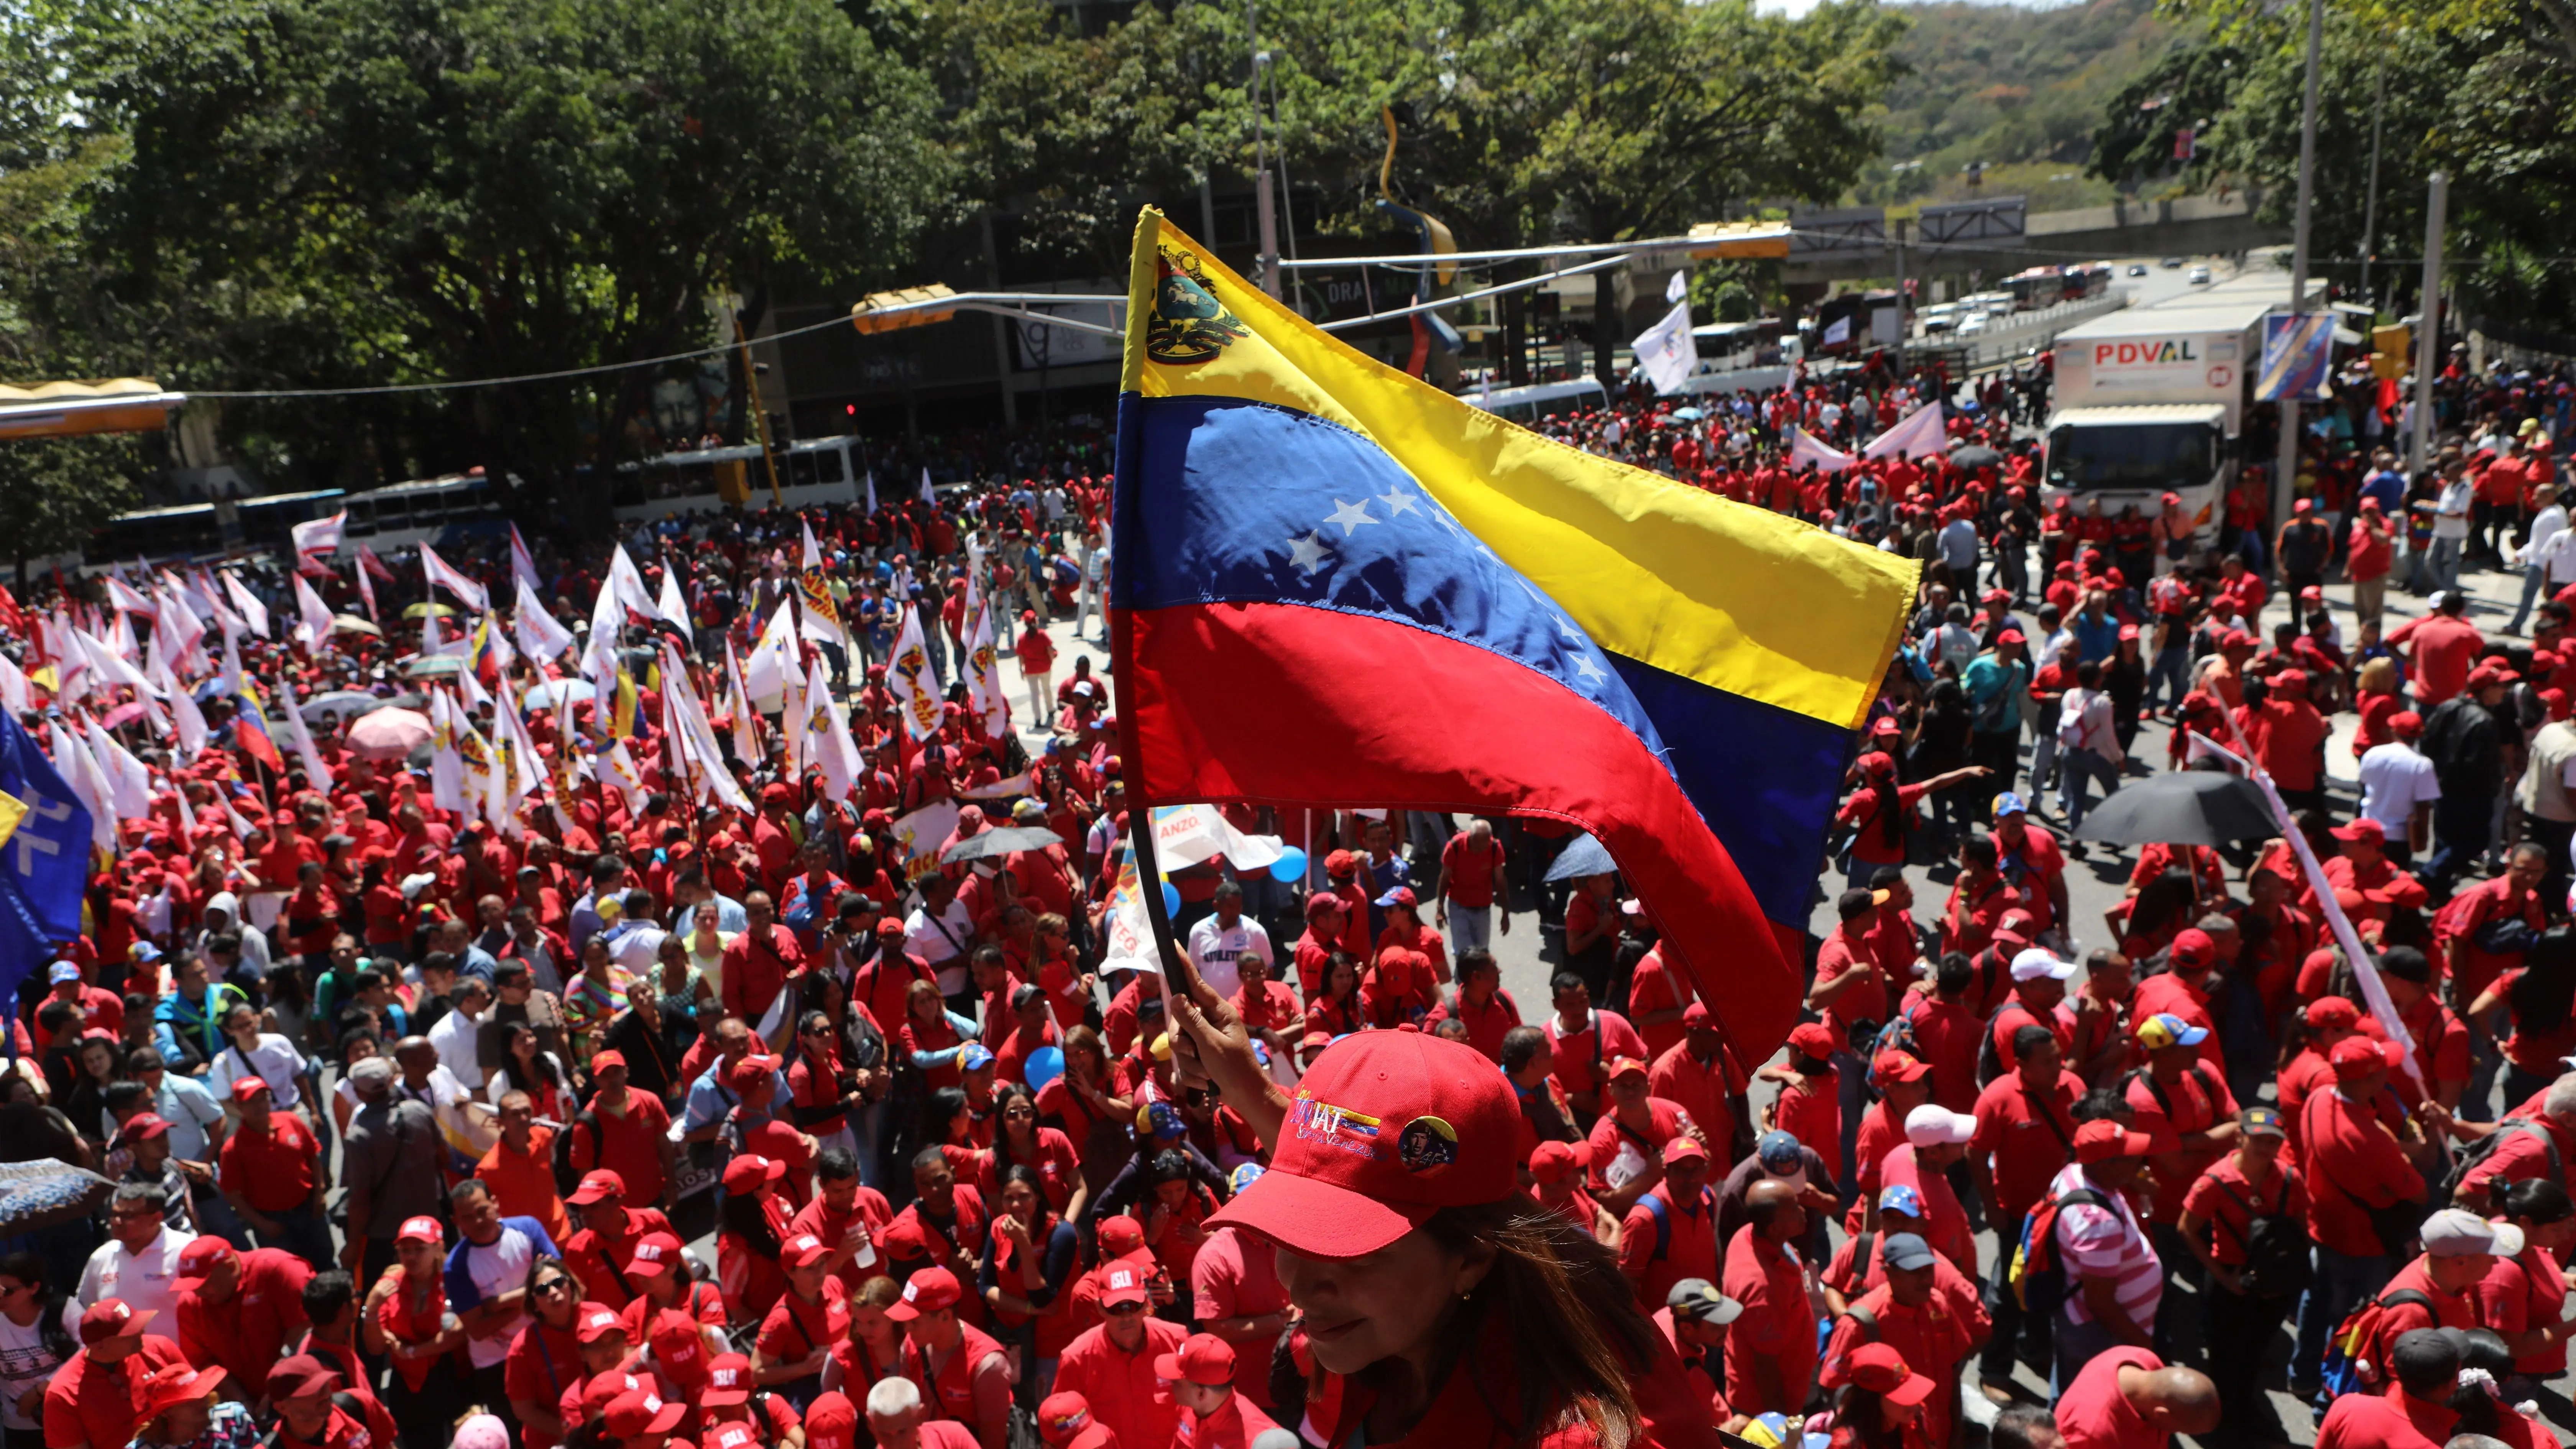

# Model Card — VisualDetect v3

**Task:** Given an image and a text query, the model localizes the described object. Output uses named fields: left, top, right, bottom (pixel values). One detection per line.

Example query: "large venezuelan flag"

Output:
left=1109, top=211, right=1917, bottom=1066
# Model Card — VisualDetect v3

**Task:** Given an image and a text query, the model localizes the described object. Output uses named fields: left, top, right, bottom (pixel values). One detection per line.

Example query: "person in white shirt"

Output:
left=2429, top=463, right=2474, bottom=594
left=2055, top=659, right=2124, bottom=840
left=2514, top=487, right=2576, bottom=634
left=1074, top=531, right=1109, bottom=643
left=428, top=976, right=495, bottom=1092
left=2358, top=712, right=2442, bottom=858
left=204, top=1003, right=308, bottom=1114
left=74, top=1184, right=196, bottom=1329
left=1183, top=881, right=1274, bottom=1001
left=905, top=874, right=979, bottom=1003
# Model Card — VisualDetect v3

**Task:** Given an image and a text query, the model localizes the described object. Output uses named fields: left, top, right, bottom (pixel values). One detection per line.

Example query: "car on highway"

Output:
left=2161, top=256, right=2186, bottom=268
left=2187, top=265, right=2213, bottom=284
left=2127, top=263, right=2148, bottom=276
left=1957, top=312, right=1988, bottom=337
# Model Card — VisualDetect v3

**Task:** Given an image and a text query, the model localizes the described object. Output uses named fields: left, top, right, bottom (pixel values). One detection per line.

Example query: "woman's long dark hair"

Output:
left=498, top=1021, right=565, bottom=1095
left=2131, top=869, right=2199, bottom=945
left=1832, top=1383, right=1908, bottom=1449
left=722, top=1188, right=784, bottom=1259
left=989, top=1083, right=1041, bottom=1176
left=992, top=1162, right=1055, bottom=1243
left=2508, top=926, right=2576, bottom=1032
left=1408, top=1196, right=1659, bottom=1449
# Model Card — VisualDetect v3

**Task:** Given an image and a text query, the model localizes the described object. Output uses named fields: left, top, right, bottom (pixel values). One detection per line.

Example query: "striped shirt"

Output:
left=2049, top=1163, right=2162, bottom=1331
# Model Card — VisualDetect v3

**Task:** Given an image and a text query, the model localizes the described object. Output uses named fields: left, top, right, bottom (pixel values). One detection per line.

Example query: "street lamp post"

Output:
left=2409, top=171, right=2448, bottom=474
left=2272, top=0, right=2326, bottom=532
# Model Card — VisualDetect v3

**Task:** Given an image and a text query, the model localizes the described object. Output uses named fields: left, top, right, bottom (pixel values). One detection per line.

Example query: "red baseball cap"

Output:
left=1870, top=1050, right=1932, bottom=1088
left=1153, top=1332, right=1236, bottom=1387
left=806, top=1392, right=859, bottom=1449
left=1605, top=1055, right=1650, bottom=1082
left=723, top=1154, right=785, bottom=1196
left=396, top=1216, right=444, bottom=1245
left=1681, top=1001, right=1714, bottom=1030
left=1094, top=1262, right=1153, bottom=1309
left=703, top=1353, right=756, bottom=1407
left=588, top=1050, right=628, bottom=1076
left=886, top=1267, right=962, bottom=1321
left=605, top=1389, right=687, bottom=1438
left=782, top=1233, right=833, bottom=1270
left=230, top=1076, right=273, bottom=1104
left=2073, top=1120, right=2155, bottom=1164
left=626, top=1231, right=685, bottom=1277
left=1662, top=1136, right=1710, bottom=1166
left=1095, top=1216, right=1143, bottom=1255
left=1787, top=1023, right=1835, bottom=1060
left=577, top=1372, right=649, bottom=1424
left=1205, top=1032, right=1518, bottom=1259
left=135, top=1364, right=227, bottom=1424
left=122, top=1112, right=172, bottom=1142
left=1845, top=1342, right=1936, bottom=1407
left=574, top=1301, right=627, bottom=1344
left=77, top=1298, right=156, bottom=1345
left=2168, top=928, right=2216, bottom=968
left=1037, top=1392, right=1097, bottom=1448
left=266, top=1355, right=343, bottom=1401
left=2332, top=1037, right=2406, bottom=1079
left=1527, top=1140, right=1584, bottom=1185
left=175, top=1237, right=237, bottom=1280
left=567, top=1169, right=626, bottom=1206
left=2305, top=996, right=2361, bottom=1030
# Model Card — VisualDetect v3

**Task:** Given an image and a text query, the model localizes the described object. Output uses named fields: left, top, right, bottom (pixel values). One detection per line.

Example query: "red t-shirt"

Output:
left=1970, top=1067, right=2083, bottom=1222
left=2057, top=1347, right=2171, bottom=1449
left=1437, top=831, right=1502, bottom=910
left=220, top=1111, right=320, bottom=1212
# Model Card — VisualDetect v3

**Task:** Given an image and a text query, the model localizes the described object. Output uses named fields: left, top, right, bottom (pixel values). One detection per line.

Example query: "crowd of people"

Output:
left=0, top=333, right=2572, bottom=1449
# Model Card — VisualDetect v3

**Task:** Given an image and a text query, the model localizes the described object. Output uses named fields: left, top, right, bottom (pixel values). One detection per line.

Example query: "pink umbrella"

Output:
left=345, top=706, right=433, bottom=760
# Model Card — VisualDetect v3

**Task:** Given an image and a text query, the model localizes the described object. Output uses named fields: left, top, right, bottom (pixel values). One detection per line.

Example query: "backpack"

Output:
left=2210, top=1174, right=2313, bottom=1300
left=2437, top=1118, right=2561, bottom=1213
left=549, top=1110, right=602, bottom=1197
left=2319, top=1287, right=2433, bottom=1396
left=2005, top=1184, right=2111, bottom=1321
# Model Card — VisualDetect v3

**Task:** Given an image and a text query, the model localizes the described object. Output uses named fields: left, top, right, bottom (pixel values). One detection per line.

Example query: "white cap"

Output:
left=1903, top=1104, right=1975, bottom=1146
left=2420, top=1209, right=2524, bottom=1258
left=2009, top=948, right=2077, bottom=983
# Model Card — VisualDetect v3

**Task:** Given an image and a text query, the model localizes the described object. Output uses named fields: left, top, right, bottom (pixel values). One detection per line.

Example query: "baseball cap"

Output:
left=1206, top=1032, right=1518, bottom=1260
left=2135, top=1012, right=2210, bottom=1050
left=2331, top=1036, right=2406, bottom=1079
left=1373, top=886, right=1417, bottom=910
left=1871, top=1051, right=1932, bottom=1089
left=626, top=1231, right=685, bottom=1277
left=48, top=963, right=80, bottom=984
left=1664, top=1278, right=1744, bottom=1326
left=1037, top=1392, right=1099, bottom=1449
left=135, top=1364, right=227, bottom=1424
left=959, top=1045, right=996, bottom=1073
left=1785, top=1024, right=1835, bottom=1060
left=1527, top=1140, right=1585, bottom=1185
left=1880, top=1232, right=1938, bottom=1272
left=805, top=1393, right=859, bottom=1449
left=2239, top=1107, right=2286, bottom=1139
left=1605, top=1055, right=1652, bottom=1082
left=266, top=1355, right=343, bottom=1401
left=2074, top=1120, right=2155, bottom=1163
left=122, top=1112, right=172, bottom=1141
left=2421, top=1208, right=2524, bottom=1258
left=703, top=1353, right=756, bottom=1407
left=886, top=1267, right=963, bottom=1321
left=1845, top=1342, right=1936, bottom=1407
left=723, top=1154, right=785, bottom=1196
left=1153, top=1332, right=1236, bottom=1387
left=1663, top=1136, right=1710, bottom=1166
left=396, top=1216, right=444, bottom=1245
left=2389, top=710, right=2425, bottom=737
left=230, top=1076, right=272, bottom=1103
left=2387, top=1328, right=2469, bottom=1388
left=575, top=1301, right=626, bottom=1344
left=1902, top=1105, right=1973, bottom=1146
left=1991, top=791, right=2028, bottom=819
left=726, top=1056, right=779, bottom=1094
left=2169, top=928, right=2216, bottom=968
left=1756, top=1130, right=1804, bottom=1168
left=1095, top=1263, right=1153, bottom=1310
left=1140, top=1101, right=1186, bottom=1139
left=605, top=1390, right=687, bottom=1438
left=1878, top=1184, right=1925, bottom=1219
left=1097, top=1216, right=1145, bottom=1255
left=782, top=1233, right=833, bottom=1270
left=175, top=1237, right=237, bottom=1280
left=589, top=1050, right=628, bottom=1075
left=2306, top=996, right=2361, bottom=1030
left=77, top=1299, right=156, bottom=1345
left=1994, top=909, right=2039, bottom=944
left=2009, top=948, right=2075, bottom=982
left=567, top=1170, right=626, bottom=1206
left=2330, top=818, right=2386, bottom=843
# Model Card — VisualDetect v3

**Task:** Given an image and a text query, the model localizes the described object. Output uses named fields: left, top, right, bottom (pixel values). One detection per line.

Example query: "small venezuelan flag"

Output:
left=1108, top=210, right=1917, bottom=1067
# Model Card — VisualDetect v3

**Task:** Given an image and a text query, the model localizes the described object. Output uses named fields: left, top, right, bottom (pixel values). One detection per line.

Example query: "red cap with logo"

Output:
left=1037, top=1393, right=1097, bottom=1449
left=1153, top=1332, right=1237, bottom=1387
left=806, top=1392, right=859, bottom=1449
left=2332, top=1036, right=2406, bottom=1079
left=574, top=1302, right=626, bottom=1344
left=578, top=1373, right=649, bottom=1424
left=782, top=1233, right=832, bottom=1270
left=567, top=1170, right=626, bottom=1206
left=1094, top=1261, right=1153, bottom=1309
left=77, top=1298, right=155, bottom=1345
left=605, top=1389, right=687, bottom=1438
left=1096, top=1216, right=1143, bottom=1254
left=703, top=1352, right=756, bottom=1407
left=626, top=1231, right=685, bottom=1278
left=1206, top=1032, right=1518, bottom=1259
left=175, top=1237, right=237, bottom=1280
left=886, top=1266, right=963, bottom=1321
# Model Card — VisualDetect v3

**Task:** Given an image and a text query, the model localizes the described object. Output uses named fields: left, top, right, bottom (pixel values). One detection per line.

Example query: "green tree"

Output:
left=56, top=0, right=951, bottom=519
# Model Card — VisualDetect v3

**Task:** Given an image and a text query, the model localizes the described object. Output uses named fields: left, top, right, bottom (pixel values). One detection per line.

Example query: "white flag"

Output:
left=84, top=716, right=152, bottom=820
left=50, top=720, right=117, bottom=852
left=659, top=641, right=756, bottom=814
left=606, top=545, right=662, bottom=623
left=1628, top=298, right=1699, bottom=396
left=74, top=624, right=156, bottom=695
left=276, top=678, right=335, bottom=789
left=509, top=523, right=543, bottom=599
left=352, top=552, right=378, bottom=622
left=741, top=596, right=798, bottom=708
left=293, top=572, right=336, bottom=650
left=806, top=657, right=862, bottom=804
left=222, top=571, right=271, bottom=638
left=964, top=602, right=1007, bottom=737
left=801, top=519, right=826, bottom=572
left=514, top=577, right=576, bottom=664
left=598, top=738, right=648, bottom=816
left=1665, top=269, right=1690, bottom=305
left=1822, top=315, right=1851, bottom=346
left=724, top=639, right=763, bottom=765
left=863, top=470, right=879, bottom=514
left=153, top=581, right=206, bottom=669
left=780, top=653, right=810, bottom=779
left=104, top=576, right=154, bottom=617
left=885, top=605, right=940, bottom=742
left=656, top=562, right=692, bottom=643
left=290, top=510, right=346, bottom=558
left=919, top=468, right=936, bottom=505
left=168, top=674, right=209, bottom=761
left=0, top=651, right=28, bottom=714
left=1861, top=401, right=1948, bottom=461
left=1788, top=425, right=1856, bottom=475
left=420, top=542, right=491, bottom=614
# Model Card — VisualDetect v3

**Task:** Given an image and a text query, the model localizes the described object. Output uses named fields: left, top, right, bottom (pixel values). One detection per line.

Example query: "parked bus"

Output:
left=85, top=489, right=347, bottom=568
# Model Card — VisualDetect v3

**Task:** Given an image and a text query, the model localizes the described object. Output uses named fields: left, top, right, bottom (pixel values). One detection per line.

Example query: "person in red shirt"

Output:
left=1540, top=975, right=1646, bottom=1123
left=1991, top=796, right=2069, bottom=936
left=1758, top=1024, right=1842, bottom=1185
left=1622, top=940, right=1692, bottom=1064
left=2388, top=591, right=2485, bottom=705
left=1434, top=819, right=1508, bottom=954
left=2054, top=1347, right=2220, bottom=1449
left=47, top=1301, right=189, bottom=1449
left=2175, top=1107, right=2307, bottom=1433
left=1722, top=1177, right=1815, bottom=1416
left=723, top=892, right=806, bottom=1027
left=2312, top=1327, right=2476, bottom=1449
left=2256, top=669, right=2333, bottom=810
left=2124, top=1013, right=2240, bottom=1234
left=1012, top=617, right=1056, bottom=728
left=1052, top=1270, right=1186, bottom=1449
left=1420, top=950, right=1521, bottom=1064
left=1853, top=1051, right=1933, bottom=1206
left=1811, top=890, right=1890, bottom=1058
left=2315, top=818, right=2431, bottom=924
left=568, top=1053, right=677, bottom=1212
left=1899, top=955, right=1985, bottom=1115
left=1528, top=1139, right=1617, bottom=1242
left=2369, top=1208, right=2514, bottom=1351
left=1585, top=1057, right=1705, bottom=1215
left=2130, top=929, right=2226, bottom=1078
left=1617, top=1137, right=1720, bottom=1313
left=2474, top=1176, right=2576, bottom=1383
left=172, top=1237, right=314, bottom=1392
left=1969, top=1025, right=2081, bottom=1391
left=561, top=1170, right=675, bottom=1314
left=2375, top=946, right=2473, bottom=1112
left=1158, top=1333, right=1281, bottom=1449
left=1940, top=838, right=2026, bottom=960
left=2297, top=1037, right=2432, bottom=1375
left=1819, top=1237, right=1987, bottom=1449
left=219, top=1076, right=329, bottom=1268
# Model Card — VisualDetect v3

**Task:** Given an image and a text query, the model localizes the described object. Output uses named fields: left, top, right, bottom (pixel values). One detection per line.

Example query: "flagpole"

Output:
left=1103, top=531, right=1199, bottom=1002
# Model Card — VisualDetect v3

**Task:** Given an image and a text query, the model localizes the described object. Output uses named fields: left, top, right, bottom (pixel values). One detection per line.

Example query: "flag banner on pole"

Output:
left=1861, top=402, right=1947, bottom=460
left=290, top=510, right=346, bottom=559
left=1628, top=299, right=1699, bottom=396
left=886, top=606, right=940, bottom=741
left=2257, top=312, right=2335, bottom=402
left=1107, top=210, right=1916, bottom=1066
left=798, top=570, right=847, bottom=646
left=0, top=711, right=94, bottom=997
left=1788, top=425, right=1856, bottom=475
left=420, top=542, right=491, bottom=614
left=509, top=523, right=542, bottom=598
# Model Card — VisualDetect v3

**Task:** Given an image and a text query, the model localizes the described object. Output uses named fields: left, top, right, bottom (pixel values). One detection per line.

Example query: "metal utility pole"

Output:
left=2359, top=58, right=2387, bottom=309
left=1249, top=0, right=1280, bottom=298
left=732, top=308, right=784, bottom=508
left=2409, top=170, right=2448, bottom=473
left=2272, top=0, right=2325, bottom=531
left=1892, top=217, right=1909, bottom=371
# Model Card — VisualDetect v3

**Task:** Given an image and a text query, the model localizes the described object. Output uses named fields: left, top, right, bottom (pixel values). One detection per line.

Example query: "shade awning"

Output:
left=0, top=378, right=187, bottom=440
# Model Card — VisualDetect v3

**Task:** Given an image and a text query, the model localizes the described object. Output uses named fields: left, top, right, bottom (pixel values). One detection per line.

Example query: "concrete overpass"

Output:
left=1779, top=189, right=2290, bottom=289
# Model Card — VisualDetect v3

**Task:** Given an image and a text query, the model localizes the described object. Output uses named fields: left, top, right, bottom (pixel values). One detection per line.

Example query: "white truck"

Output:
left=2042, top=291, right=2283, bottom=548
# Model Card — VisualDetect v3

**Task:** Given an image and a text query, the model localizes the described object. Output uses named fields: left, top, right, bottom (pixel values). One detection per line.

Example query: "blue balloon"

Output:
left=1024, top=1045, right=1066, bottom=1092
left=1267, top=846, right=1308, bottom=883
left=1162, top=881, right=1181, bottom=916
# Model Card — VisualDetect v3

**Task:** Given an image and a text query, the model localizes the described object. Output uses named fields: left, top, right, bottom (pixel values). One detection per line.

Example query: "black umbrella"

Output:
left=940, top=825, right=1065, bottom=864
left=0, top=1158, right=116, bottom=1235
left=1949, top=444, right=2003, bottom=470
left=2070, top=768, right=2277, bottom=847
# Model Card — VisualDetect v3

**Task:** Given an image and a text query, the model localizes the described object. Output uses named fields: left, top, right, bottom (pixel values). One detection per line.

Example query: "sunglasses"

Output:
left=532, top=1278, right=572, bottom=1296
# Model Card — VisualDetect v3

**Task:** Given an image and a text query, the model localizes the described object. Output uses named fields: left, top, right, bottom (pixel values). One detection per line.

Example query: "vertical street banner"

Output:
left=2257, top=312, right=2335, bottom=401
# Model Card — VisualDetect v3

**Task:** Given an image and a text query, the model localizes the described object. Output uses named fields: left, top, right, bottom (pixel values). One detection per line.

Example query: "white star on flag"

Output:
left=1570, top=654, right=1609, bottom=686
left=1377, top=490, right=1421, bottom=518
left=1285, top=532, right=1332, bottom=573
left=1323, top=499, right=1377, bottom=536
